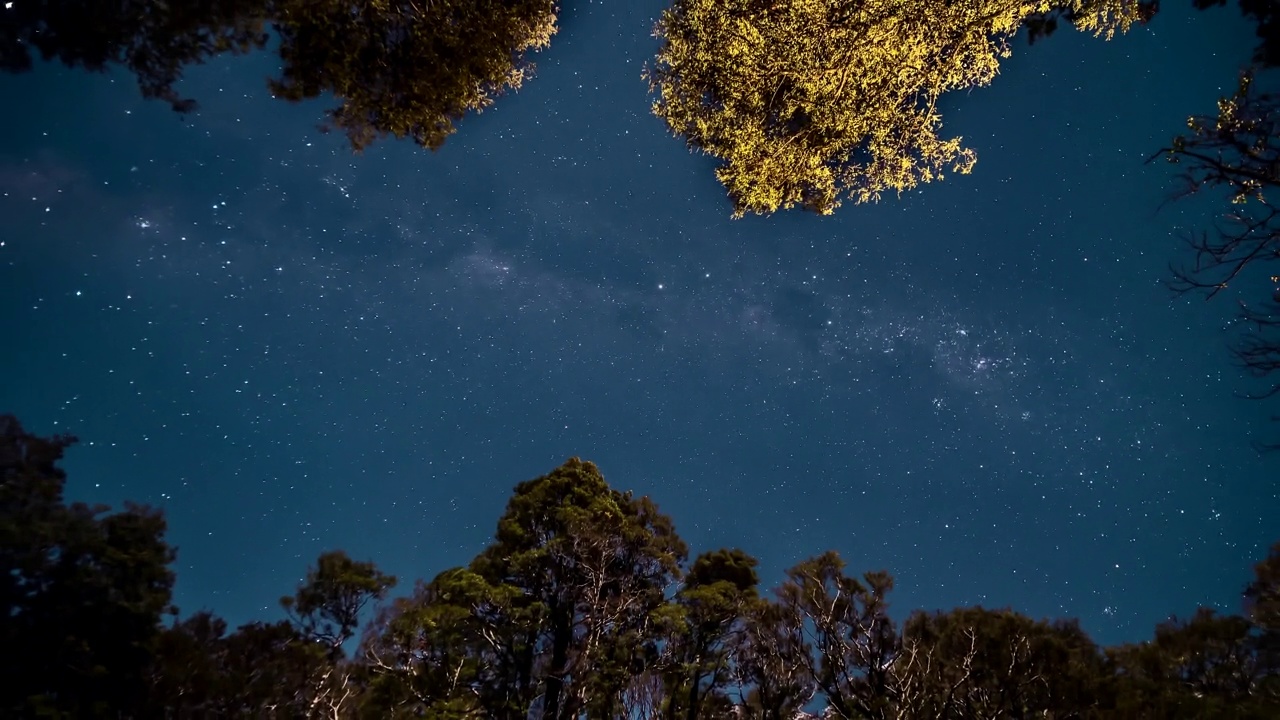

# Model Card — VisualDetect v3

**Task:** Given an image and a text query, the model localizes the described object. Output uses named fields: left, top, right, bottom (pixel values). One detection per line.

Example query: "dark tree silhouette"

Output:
left=1027, top=1, right=1280, bottom=444
left=1109, top=608, right=1269, bottom=717
left=1194, top=0, right=1280, bottom=68
left=1151, top=69, right=1280, bottom=443
left=0, top=414, right=175, bottom=718
left=282, top=549, right=397, bottom=654
left=0, top=0, right=271, bottom=112
left=270, top=0, right=557, bottom=152
left=0, top=0, right=558, bottom=151
left=895, top=608, right=1109, bottom=718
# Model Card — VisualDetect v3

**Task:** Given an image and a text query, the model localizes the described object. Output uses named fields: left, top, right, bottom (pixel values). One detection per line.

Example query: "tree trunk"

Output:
left=542, top=606, right=572, bottom=720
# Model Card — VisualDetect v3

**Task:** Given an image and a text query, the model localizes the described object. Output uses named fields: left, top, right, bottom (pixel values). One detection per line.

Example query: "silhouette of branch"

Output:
left=1151, top=68, right=1280, bottom=445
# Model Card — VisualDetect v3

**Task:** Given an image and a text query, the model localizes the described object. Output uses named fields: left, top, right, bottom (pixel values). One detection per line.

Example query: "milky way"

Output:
left=0, top=0, right=1276, bottom=645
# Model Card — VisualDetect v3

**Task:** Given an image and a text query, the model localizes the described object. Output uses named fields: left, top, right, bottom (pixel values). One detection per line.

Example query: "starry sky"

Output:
left=1, top=1, right=1277, bottom=648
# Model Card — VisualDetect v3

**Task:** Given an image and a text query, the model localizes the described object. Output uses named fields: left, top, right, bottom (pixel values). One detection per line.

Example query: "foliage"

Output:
left=647, top=0, right=1145, bottom=218
left=150, top=614, right=340, bottom=718
left=729, top=600, right=816, bottom=719
left=0, top=0, right=558, bottom=151
left=895, top=607, right=1108, bottom=718
left=774, top=551, right=899, bottom=718
left=0, top=414, right=176, bottom=718
left=2, top=421, right=1278, bottom=718
left=1153, top=70, right=1280, bottom=442
left=358, top=567, right=528, bottom=719
left=1108, top=607, right=1272, bottom=718
left=269, top=0, right=557, bottom=152
left=1024, top=0, right=1158, bottom=44
left=1194, top=0, right=1280, bottom=68
left=0, top=0, right=271, bottom=112
left=657, top=548, right=761, bottom=720
left=282, top=549, right=397, bottom=652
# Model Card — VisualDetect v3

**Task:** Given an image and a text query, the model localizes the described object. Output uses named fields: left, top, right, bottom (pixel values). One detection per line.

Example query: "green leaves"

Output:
left=282, top=549, right=397, bottom=652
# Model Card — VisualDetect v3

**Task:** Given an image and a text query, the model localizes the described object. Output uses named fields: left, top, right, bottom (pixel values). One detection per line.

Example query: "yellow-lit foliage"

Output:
left=648, top=0, right=1139, bottom=217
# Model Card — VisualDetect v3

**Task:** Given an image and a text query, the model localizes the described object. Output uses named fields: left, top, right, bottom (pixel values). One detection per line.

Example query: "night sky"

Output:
left=2, top=1, right=1277, bottom=648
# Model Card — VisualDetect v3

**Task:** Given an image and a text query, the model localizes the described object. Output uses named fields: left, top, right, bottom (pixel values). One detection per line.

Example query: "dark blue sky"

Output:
left=1, top=1, right=1276, bottom=647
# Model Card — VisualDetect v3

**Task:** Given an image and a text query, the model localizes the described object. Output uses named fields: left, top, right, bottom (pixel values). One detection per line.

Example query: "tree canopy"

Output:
left=269, top=0, right=557, bottom=151
left=646, top=0, right=1150, bottom=218
left=0, top=414, right=175, bottom=717
left=0, top=0, right=558, bottom=151
left=2, top=414, right=1278, bottom=718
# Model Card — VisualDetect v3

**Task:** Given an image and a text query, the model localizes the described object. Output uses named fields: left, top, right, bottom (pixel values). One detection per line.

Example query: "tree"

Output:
left=358, top=567, right=531, bottom=719
left=1026, top=2, right=1280, bottom=445
left=277, top=550, right=397, bottom=717
left=4, top=423, right=1279, bottom=718
left=1109, top=608, right=1271, bottom=718
left=0, top=0, right=558, bottom=151
left=467, top=457, right=688, bottom=720
left=894, top=607, right=1108, bottom=719
left=148, top=550, right=394, bottom=719
left=363, top=458, right=688, bottom=720
left=150, top=613, right=347, bottom=718
left=269, top=0, right=558, bottom=152
left=282, top=549, right=398, bottom=655
left=647, top=0, right=1146, bottom=218
left=1152, top=70, right=1280, bottom=443
left=1024, top=0, right=1158, bottom=44
left=1245, top=541, right=1280, bottom=703
left=656, top=548, right=761, bottom=720
left=0, top=414, right=176, bottom=718
left=729, top=600, right=816, bottom=720
left=0, top=0, right=272, bottom=112
left=1029, top=3, right=1280, bottom=444
left=1193, top=0, right=1280, bottom=68
left=772, top=551, right=899, bottom=719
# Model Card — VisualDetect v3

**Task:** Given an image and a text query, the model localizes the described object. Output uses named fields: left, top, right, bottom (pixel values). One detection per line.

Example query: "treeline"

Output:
left=2, top=414, right=1277, bottom=718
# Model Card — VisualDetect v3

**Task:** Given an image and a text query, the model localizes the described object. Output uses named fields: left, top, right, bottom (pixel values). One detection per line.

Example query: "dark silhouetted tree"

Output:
left=0, top=414, right=176, bottom=718
left=1194, top=0, right=1280, bottom=68
left=1151, top=69, right=1280, bottom=444
left=3, top=430, right=1278, bottom=719
left=269, top=0, right=557, bottom=152
left=150, top=613, right=338, bottom=717
left=1245, top=541, right=1280, bottom=704
left=282, top=549, right=398, bottom=655
left=1109, top=607, right=1272, bottom=718
left=1, top=0, right=558, bottom=151
left=0, top=0, right=271, bottom=112
left=894, top=607, right=1109, bottom=719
